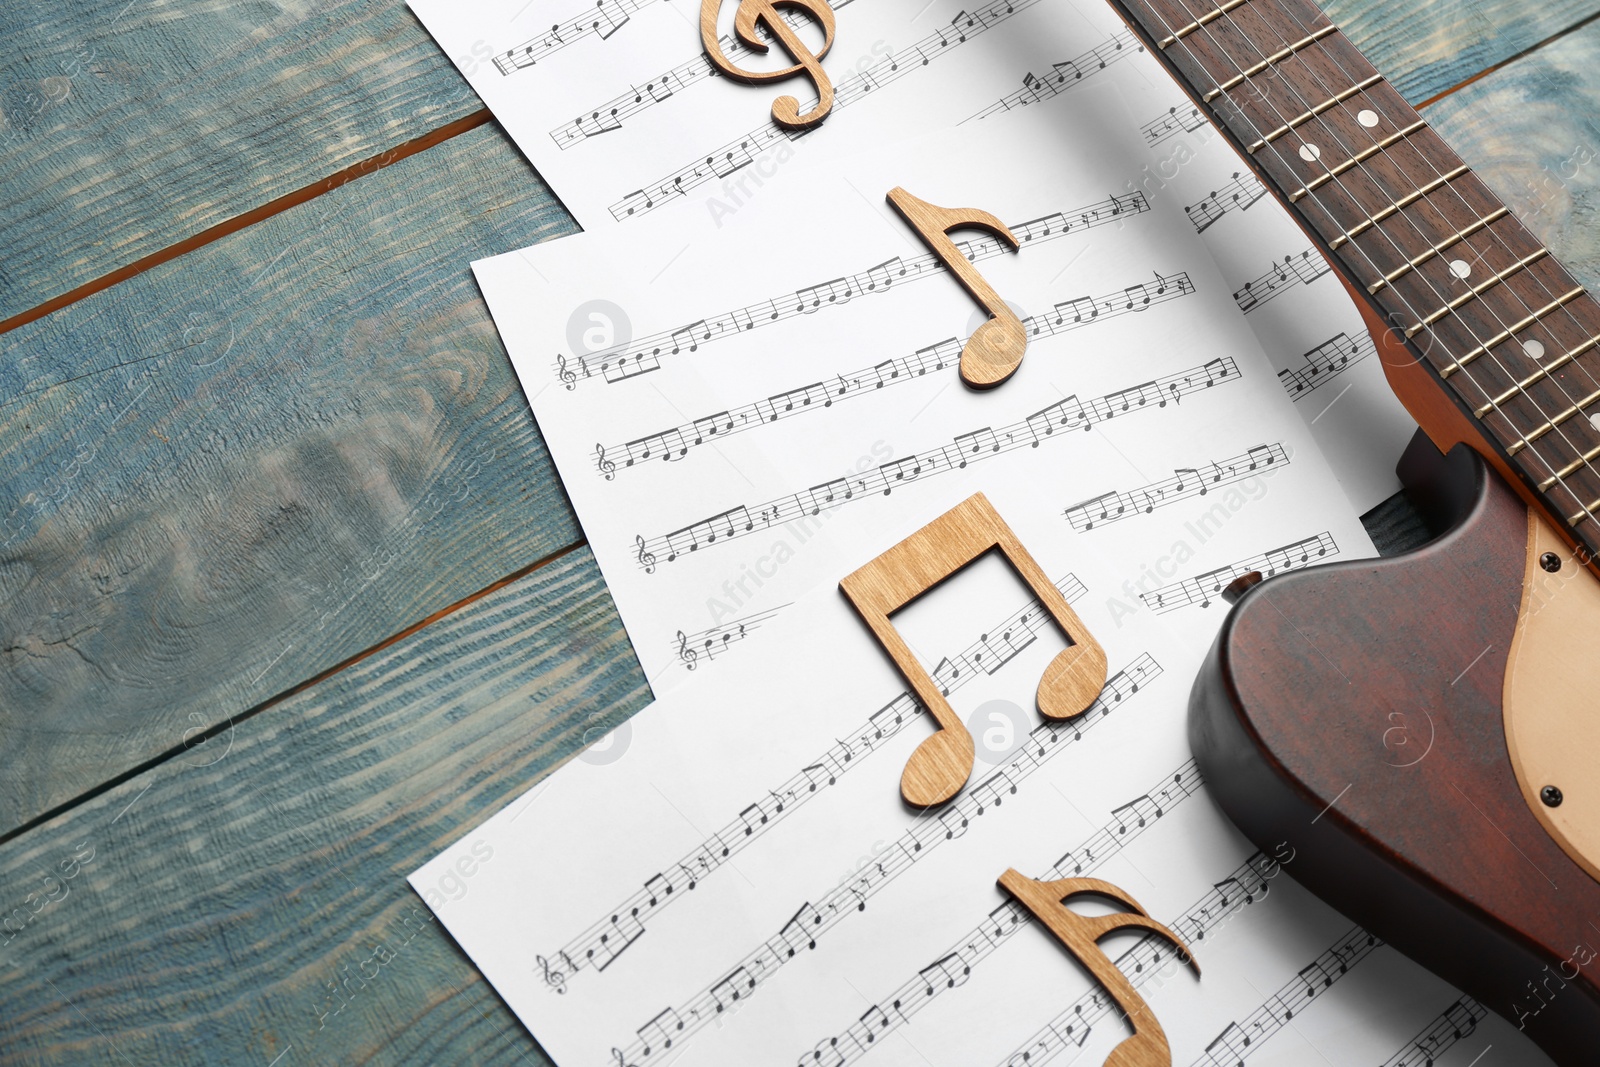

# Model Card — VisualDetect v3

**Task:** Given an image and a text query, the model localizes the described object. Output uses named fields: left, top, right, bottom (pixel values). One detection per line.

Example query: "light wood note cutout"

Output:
left=999, top=872, right=1199, bottom=1067
left=839, top=493, right=1107, bottom=807
left=700, top=0, right=836, bottom=130
left=887, top=186, right=1026, bottom=388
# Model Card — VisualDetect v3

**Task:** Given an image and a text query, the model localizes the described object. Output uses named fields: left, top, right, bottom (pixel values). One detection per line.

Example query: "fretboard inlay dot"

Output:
left=1357, top=109, right=1379, bottom=128
left=1450, top=259, right=1472, bottom=279
left=1298, top=143, right=1322, bottom=161
left=1525, top=339, right=1548, bottom=360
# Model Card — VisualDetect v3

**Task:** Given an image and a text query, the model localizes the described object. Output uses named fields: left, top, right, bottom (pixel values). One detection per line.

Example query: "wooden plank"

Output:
left=0, top=0, right=481, bottom=323
left=1423, top=17, right=1600, bottom=293
left=0, top=545, right=647, bottom=1066
left=1326, top=0, right=1600, bottom=105
left=1, top=0, right=1595, bottom=324
left=0, top=122, right=581, bottom=835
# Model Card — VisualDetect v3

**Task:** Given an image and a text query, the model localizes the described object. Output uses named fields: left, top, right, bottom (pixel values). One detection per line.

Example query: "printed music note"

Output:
left=700, top=0, right=836, bottom=129
left=839, top=493, right=1107, bottom=806
left=887, top=186, right=1027, bottom=388
left=998, top=872, right=1197, bottom=1067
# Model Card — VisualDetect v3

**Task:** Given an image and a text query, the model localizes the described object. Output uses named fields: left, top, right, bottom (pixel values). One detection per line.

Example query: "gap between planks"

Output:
left=1415, top=7, right=1600, bottom=108
left=0, top=109, right=494, bottom=337
left=0, top=537, right=590, bottom=850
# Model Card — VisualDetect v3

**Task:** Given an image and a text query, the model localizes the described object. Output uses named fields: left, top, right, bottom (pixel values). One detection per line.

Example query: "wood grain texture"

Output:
left=0, top=121, right=580, bottom=835
left=885, top=187, right=1025, bottom=388
left=0, top=545, right=646, bottom=1067
left=839, top=493, right=1106, bottom=807
left=1322, top=0, right=1600, bottom=105
left=0, top=0, right=484, bottom=323
left=0, top=0, right=1592, bottom=325
left=1423, top=18, right=1600, bottom=293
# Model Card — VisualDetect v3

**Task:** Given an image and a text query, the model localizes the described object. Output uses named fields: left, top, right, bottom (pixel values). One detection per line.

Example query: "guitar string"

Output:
left=1146, top=0, right=1600, bottom=527
left=1248, top=0, right=1600, bottom=476
left=1158, top=0, right=1600, bottom=524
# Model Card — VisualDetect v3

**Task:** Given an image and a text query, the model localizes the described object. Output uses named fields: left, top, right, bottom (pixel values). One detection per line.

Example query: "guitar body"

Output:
left=1191, top=429, right=1600, bottom=1061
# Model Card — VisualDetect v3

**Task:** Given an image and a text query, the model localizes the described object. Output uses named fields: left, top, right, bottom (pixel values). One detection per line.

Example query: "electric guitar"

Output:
left=1099, top=0, right=1600, bottom=1059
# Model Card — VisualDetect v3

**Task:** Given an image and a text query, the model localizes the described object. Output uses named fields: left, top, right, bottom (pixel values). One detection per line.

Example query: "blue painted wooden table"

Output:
left=2, top=0, right=1599, bottom=1061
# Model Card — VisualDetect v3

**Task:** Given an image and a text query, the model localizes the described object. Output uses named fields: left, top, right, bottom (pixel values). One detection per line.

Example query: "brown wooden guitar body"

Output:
left=1190, top=431, right=1600, bottom=1062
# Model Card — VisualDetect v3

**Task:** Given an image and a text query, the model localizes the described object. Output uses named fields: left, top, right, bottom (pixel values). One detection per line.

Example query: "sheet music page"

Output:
left=411, top=544, right=1544, bottom=1065
left=409, top=0, right=1419, bottom=510
left=1130, top=85, right=1418, bottom=511
left=470, top=106, right=1377, bottom=686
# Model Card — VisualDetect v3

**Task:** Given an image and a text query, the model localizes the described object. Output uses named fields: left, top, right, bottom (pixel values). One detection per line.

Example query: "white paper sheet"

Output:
left=411, top=550, right=1546, bottom=1065
left=471, top=108, right=1378, bottom=686
left=409, top=0, right=1419, bottom=509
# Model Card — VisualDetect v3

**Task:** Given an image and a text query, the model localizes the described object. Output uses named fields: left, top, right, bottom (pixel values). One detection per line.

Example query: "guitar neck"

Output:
left=1106, top=0, right=1600, bottom=559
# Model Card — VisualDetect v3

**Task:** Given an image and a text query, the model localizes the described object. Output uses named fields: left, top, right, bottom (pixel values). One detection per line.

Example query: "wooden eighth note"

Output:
left=887, top=186, right=1027, bottom=389
left=998, top=872, right=1199, bottom=1067
left=700, top=0, right=836, bottom=130
left=838, top=493, right=1107, bottom=807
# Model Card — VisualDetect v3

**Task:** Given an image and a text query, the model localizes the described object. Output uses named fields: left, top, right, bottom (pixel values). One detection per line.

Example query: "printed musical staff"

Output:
left=609, top=0, right=1044, bottom=221
left=634, top=357, right=1241, bottom=570
left=566, top=192, right=1150, bottom=388
left=612, top=657, right=1162, bottom=1064
left=800, top=761, right=1203, bottom=1066
left=1233, top=248, right=1331, bottom=314
left=1278, top=331, right=1374, bottom=402
left=1141, top=102, right=1207, bottom=147
left=1140, top=532, right=1338, bottom=613
left=672, top=605, right=789, bottom=671
left=536, top=574, right=1086, bottom=994
left=493, top=0, right=651, bottom=73
left=1191, top=926, right=1381, bottom=1066
left=551, top=3, right=849, bottom=147
left=1380, top=998, right=1488, bottom=1067
left=967, top=30, right=1143, bottom=121
left=1064, top=443, right=1288, bottom=532
left=1184, top=171, right=1268, bottom=233
left=990, top=852, right=1281, bottom=1067
left=594, top=270, right=1189, bottom=476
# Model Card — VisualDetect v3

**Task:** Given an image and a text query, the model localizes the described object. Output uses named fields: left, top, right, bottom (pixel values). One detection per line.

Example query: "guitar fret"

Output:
left=1204, top=24, right=1339, bottom=102
left=1439, top=286, right=1588, bottom=377
left=1328, top=166, right=1470, bottom=251
left=1369, top=207, right=1510, bottom=294
left=1158, top=0, right=1249, bottom=48
left=1247, top=75, right=1384, bottom=152
left=1404, top=250, right=1550, bottom=338
left=1540, top=444, right=1600, bottom=490
left=1569, top=499, right=1600, bottom=526
left=1483, top=337, right=1600, bottom=423
left=1288, top=121, right=1428, bottom=202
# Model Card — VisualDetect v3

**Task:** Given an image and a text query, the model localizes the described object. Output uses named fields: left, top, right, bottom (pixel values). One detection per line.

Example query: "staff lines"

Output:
left=537, top=573, right=1087, bottom=994
left=1233, top=248, right=1330, bottom=314
left=562, top=190, right=1149, bottom=389
left=1139, top=532, right=1338, bottom=613
left=799, top=760, right=1203, bottom=1066
left=1064, top=442, right=1287, bottom=532
left=607, top=0, right=1044, bottom=221
left=1279, top=330, right=1375, bottom=402
left=966, top=29, right=1143, bottom=121
left=595, top=269, right=1191, bottom=477
left=633, top=356, right=1241, bottom=572
left=612, top=656, right=1163, bottom=1065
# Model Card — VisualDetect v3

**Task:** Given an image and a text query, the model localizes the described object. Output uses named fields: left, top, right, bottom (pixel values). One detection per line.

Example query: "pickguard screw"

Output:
left=1541, top=785, right=1564, bottom=807
left=1540, top=552, right=1562, bottom=573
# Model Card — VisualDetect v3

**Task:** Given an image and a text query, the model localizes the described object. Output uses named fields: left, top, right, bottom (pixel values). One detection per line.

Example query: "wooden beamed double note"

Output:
left=1000, top=872, right=1199, bottom=1067
left=840, top=493, right=1107, bottom=806
left=887, top=187, right=1028, bottom=388
left=700, top=0, right=835, bottom=130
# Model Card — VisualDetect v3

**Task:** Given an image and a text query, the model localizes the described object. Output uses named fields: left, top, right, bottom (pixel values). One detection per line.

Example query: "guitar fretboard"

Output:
left=1109, top=0, right=1600, bottom=556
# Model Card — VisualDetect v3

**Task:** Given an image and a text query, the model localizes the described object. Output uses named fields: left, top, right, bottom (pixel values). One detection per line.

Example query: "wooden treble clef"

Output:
left=700, top=0, right=836, bottom=130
